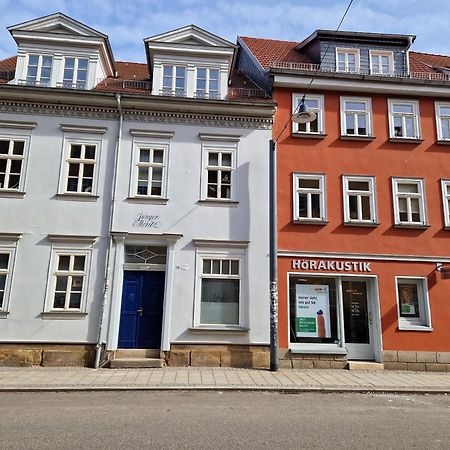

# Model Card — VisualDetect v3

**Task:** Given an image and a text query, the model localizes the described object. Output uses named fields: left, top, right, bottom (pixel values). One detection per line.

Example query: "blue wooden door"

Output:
left=118, top=271, right=165, bottom=349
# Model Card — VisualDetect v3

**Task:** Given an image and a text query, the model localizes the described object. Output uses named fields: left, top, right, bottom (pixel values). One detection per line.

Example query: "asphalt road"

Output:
left=0, top=391, right=449, bottom=449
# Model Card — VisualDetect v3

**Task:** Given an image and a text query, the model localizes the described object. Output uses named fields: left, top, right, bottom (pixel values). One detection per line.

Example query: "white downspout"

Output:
left=94, top=93, right=123, bottom=368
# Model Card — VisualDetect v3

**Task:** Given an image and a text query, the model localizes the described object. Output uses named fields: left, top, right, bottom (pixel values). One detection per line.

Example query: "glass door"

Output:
left=342, top=279, right=374, bottom=360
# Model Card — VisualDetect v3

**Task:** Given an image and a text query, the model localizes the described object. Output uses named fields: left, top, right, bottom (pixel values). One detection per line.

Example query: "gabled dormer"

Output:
left=8, top=12, right=115, bottom=90
left=144, top=25, right=237, bottom=99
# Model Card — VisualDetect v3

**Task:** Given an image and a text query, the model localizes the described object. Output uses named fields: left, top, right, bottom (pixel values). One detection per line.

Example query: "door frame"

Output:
left=286, top=272, right=383, bottom=362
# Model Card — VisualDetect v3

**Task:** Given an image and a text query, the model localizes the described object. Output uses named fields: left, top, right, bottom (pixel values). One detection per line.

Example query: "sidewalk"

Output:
left=0, top=367, right=449, bottom=393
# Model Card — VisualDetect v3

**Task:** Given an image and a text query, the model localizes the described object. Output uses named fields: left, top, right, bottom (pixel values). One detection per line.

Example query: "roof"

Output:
left=0, top=56, right=16, bottom=82
left=239, top=36, right=311, bottom=69
left=410, top=51, right=450, bottom=73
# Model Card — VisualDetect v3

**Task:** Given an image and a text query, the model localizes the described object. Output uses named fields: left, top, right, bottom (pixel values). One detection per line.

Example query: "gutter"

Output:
left=94, top=93, right=123, bottom=369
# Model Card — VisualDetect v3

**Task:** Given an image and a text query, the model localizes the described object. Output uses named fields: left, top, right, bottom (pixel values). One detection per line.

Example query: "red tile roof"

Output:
left=239, top=36, right=311, bottom=69
left=0, top=56, right=17, bottom=72
left=410, top=51, right=450, bottom=73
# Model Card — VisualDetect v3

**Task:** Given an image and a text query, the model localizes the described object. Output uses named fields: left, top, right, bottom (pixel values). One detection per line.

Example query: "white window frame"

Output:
left=61, top=56, right=89, bottom=89
left=0, top=134, right=31, bottom=193
left=24, top=54, right=53, bottom=86
left=161, top=65, right=187, bottom=96
left=395, top=276, right=432, bottom=331
left=440, top=179, right=450, bottom=228
left=0, top=239, right=19, bottom=317
left=200, top=134, right=239, bottom=202
left=340, top=97, right=373, bottom=137
left=195, top=67, right=220, bottom=99
left=292, top=173, right=326, bottom=223
left=388, top=99, right=421, bottom=140
left=435, top=102, right=450, bottom=142
left=292, top=93, right=325, bottom=135
left=392, top=177, right=427, bottom=227
left=193, top=244, right=247, bottom=329
left=336, top=47, right=360, bottom=73
left=342, top=176, right=377, bottom=224
left=369, top=50, right=394, bottom=75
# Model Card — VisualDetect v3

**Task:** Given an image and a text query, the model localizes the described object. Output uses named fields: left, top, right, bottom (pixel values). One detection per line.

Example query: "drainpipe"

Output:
left=94, top=93, right=123, bottom=369
left=405, top=36, right=413, bottom=76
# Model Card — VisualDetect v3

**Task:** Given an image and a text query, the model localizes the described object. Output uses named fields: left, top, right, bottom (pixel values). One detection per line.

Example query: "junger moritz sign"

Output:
left=292, top=259, right=371, bottom=272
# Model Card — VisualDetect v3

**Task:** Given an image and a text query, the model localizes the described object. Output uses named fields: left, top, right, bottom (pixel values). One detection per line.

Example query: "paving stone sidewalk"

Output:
left=0, top=367, right=449, bottom=393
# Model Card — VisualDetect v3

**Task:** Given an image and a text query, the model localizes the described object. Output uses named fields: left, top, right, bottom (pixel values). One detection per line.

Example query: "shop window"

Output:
left=64, top=143, right=98, bottom=194
left=196, top=68, right=220, bottom=99
left=342, top=176, right=377, bottom=224
left=292, top=94, right=324, bottom=134
left=392, top=178, right=427, bottom=226
left=293, top=173, right=326, bottom=223
left=135, top=146, right=167, bottom=197
left=388, top=99, right=421, bottom=139
left=0, top=138, right=27, bottom=191
left=25, top=54, right=53, bottom=86
left=369, top=50, right=394, bottom=75
left=340, top=97, right=372, bottom=137
left=336, top=48, right=360, bottom=73
left=441, top=179, right=450, bottom=228
left=435, top=102, right=450, bottom=142
left=396, top=277, right=431, bottom=330
left=161, top=65, right=186, bottom=96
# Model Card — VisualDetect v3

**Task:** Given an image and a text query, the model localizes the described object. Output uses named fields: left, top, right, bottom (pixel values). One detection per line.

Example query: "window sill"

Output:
left=394, top=223, right=430, bottom=229
left=293, top=219, right=328, bottom=225
left=340, top=135, right=376, bottom=141
left=291, top=132, right=327, bottom=139
left=389, top=137, right=424, bottom=144
left=0, top=190, right=25, bottom=199
left=398, top=325, right=433, bottom=332
left=343, top=221, right=380, bottom=227
left=56, top=193, right=99, bottom=202
left=127, top=196, right=169, bottom=205
left=197, top=199, right=239, bottom=207
left=41, top=311, right=88, bottom=320
left=436, top=140, right=450, bottom=146
left=0, top=311, right=9, bottom=319
left=189, top=326, right=249, bottom=333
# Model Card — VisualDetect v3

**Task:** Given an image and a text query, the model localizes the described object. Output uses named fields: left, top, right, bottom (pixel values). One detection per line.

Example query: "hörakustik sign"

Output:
left=295, top=284, right=331, bottom=338
left=292, top=259, right=371, bottom=272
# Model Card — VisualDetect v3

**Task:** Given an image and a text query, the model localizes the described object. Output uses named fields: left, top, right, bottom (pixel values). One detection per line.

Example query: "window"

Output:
left=199, top=257, right=240, bottom=326
left=64, top=143, right=97, bottom=194
left=435, top=102, right=450, bottom=141
left=293, top=173, right=326, bottom=222
left=196, top=68, right=220, bottom=99
left=341, top=97, right=372, bottom=137
left=388, top=99, right=421, bottom=139
left=441, top=179, right=450, bottom=228
left=336, top=48, right=360, bottom=73
left=125, top=245, right=167, bottom=265
left=205, top=150, right=233, bottom=200
left=396, top=277, right=431, bottom=330
left=26, top=54, right=53, bottom=86
left=162, top=65, right=186, bottom=96
left=292, top=94, right=324, bottom=134
left=0, top=252, right=11, bottom=311
left=62, top=57, right=89, bottom=89
left=343, top=176, right=377, bottom=224
left=370, top=50, right=394, bottom=75
left=50, top=253, right=87, bottom=311
left=0, top=139, right=25, bottom=191
left=392, top=178, right=427, bottom=226
left=135, top=146, right=166, bottom=197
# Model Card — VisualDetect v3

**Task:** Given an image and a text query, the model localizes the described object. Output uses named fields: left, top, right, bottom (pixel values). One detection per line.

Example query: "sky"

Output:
left=0, top=0, right=449, bottom=62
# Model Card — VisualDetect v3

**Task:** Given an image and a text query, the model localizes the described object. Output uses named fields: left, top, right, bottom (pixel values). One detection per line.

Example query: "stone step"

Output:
left=110, top=358, right=164, bottom=369
left=115, top=349, right=161, bottom=359
left=347, top=361, right=384, bottom=371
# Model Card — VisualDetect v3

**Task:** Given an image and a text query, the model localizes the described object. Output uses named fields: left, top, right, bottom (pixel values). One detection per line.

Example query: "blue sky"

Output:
left=0, top=0, right=449, bottom=62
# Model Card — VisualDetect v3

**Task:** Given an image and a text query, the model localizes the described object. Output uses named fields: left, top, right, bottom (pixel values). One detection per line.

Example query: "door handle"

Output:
left=137, top=308, right=144, bottom=316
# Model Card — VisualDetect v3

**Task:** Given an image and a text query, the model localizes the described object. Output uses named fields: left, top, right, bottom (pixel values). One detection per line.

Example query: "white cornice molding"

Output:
left=60, top=124, right=108, bottom=134
left=198, top=133, right=242, bottom=142
left=47, top=234, right=98, bottom=244
left=130, top=129, right=175, bottom=139
left=193, top=239, right=250, bottom=248
left=0, top=120, right=37, bottom=130
left=0, top=233, right=22, bottom=242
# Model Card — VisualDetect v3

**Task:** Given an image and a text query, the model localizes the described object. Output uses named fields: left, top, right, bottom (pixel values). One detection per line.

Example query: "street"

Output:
left=0, top=391, right=449, bottom=449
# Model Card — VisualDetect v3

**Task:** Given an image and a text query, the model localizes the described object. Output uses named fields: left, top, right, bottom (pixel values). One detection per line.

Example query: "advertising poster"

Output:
left=295, top=284, right=331, bottom=338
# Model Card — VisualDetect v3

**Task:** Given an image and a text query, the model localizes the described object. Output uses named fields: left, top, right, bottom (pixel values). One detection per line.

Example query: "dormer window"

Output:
left=62, top=57, right=89, bottom=89
left=162, top=65, right=186, bottom=96
left=26, top=55, right=53, bottom=86
left=370, top=50, right=394, bottom=75
left=336, top=48, right=360, bottom=73
left=196, top=68, right=220, bottom=99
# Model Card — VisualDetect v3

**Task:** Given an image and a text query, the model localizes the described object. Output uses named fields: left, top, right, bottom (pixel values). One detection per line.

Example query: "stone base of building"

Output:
left=278, top=349, right=348, bottom=369
left=0, top=344, right=95, bottom=367
left=383, top=350, right=450, bottom=372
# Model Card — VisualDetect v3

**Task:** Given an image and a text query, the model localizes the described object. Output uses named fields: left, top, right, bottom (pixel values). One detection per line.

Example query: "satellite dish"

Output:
left=291, top=99, right=317, bottom=124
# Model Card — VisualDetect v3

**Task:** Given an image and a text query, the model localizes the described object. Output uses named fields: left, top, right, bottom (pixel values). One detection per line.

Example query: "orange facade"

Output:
left=274, top=87, right=450, bottom=355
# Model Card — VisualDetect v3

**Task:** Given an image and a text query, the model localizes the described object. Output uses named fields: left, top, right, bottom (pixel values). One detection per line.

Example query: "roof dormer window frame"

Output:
left=195, top=67, right=220, bottom=99
left=23, top=53, right=53, bottom=87
left=161, top=64, right=187, bottom=97
left=336, top=47, right=360, bottom=73
left=369, top=50, right=394, bottom=75
left=60, top=56, right=89, bottom=89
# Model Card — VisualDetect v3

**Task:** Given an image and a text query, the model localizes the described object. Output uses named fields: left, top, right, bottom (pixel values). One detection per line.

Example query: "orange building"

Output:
left=238, top=30, right=450, bottom=370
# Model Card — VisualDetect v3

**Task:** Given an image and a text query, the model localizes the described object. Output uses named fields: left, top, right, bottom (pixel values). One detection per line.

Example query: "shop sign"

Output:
left=292, top=259, right=371, bottom=272
left=295, top=284, right=331, bottom=338
left=132, top=213, right=161, bottom=228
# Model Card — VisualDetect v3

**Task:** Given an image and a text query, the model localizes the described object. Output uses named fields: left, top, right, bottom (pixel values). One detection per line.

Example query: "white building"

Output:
left=0, top=13, right=275, bottom=368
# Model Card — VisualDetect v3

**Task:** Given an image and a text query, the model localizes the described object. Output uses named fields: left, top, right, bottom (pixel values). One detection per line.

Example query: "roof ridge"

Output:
left=410, top=50, right=450, bottom=59
left=239, top=35, right=302, bottom=45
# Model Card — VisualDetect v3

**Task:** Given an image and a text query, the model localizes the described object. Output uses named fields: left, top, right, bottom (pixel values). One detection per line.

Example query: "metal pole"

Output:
left=269, top=139, right=278, bottom=371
